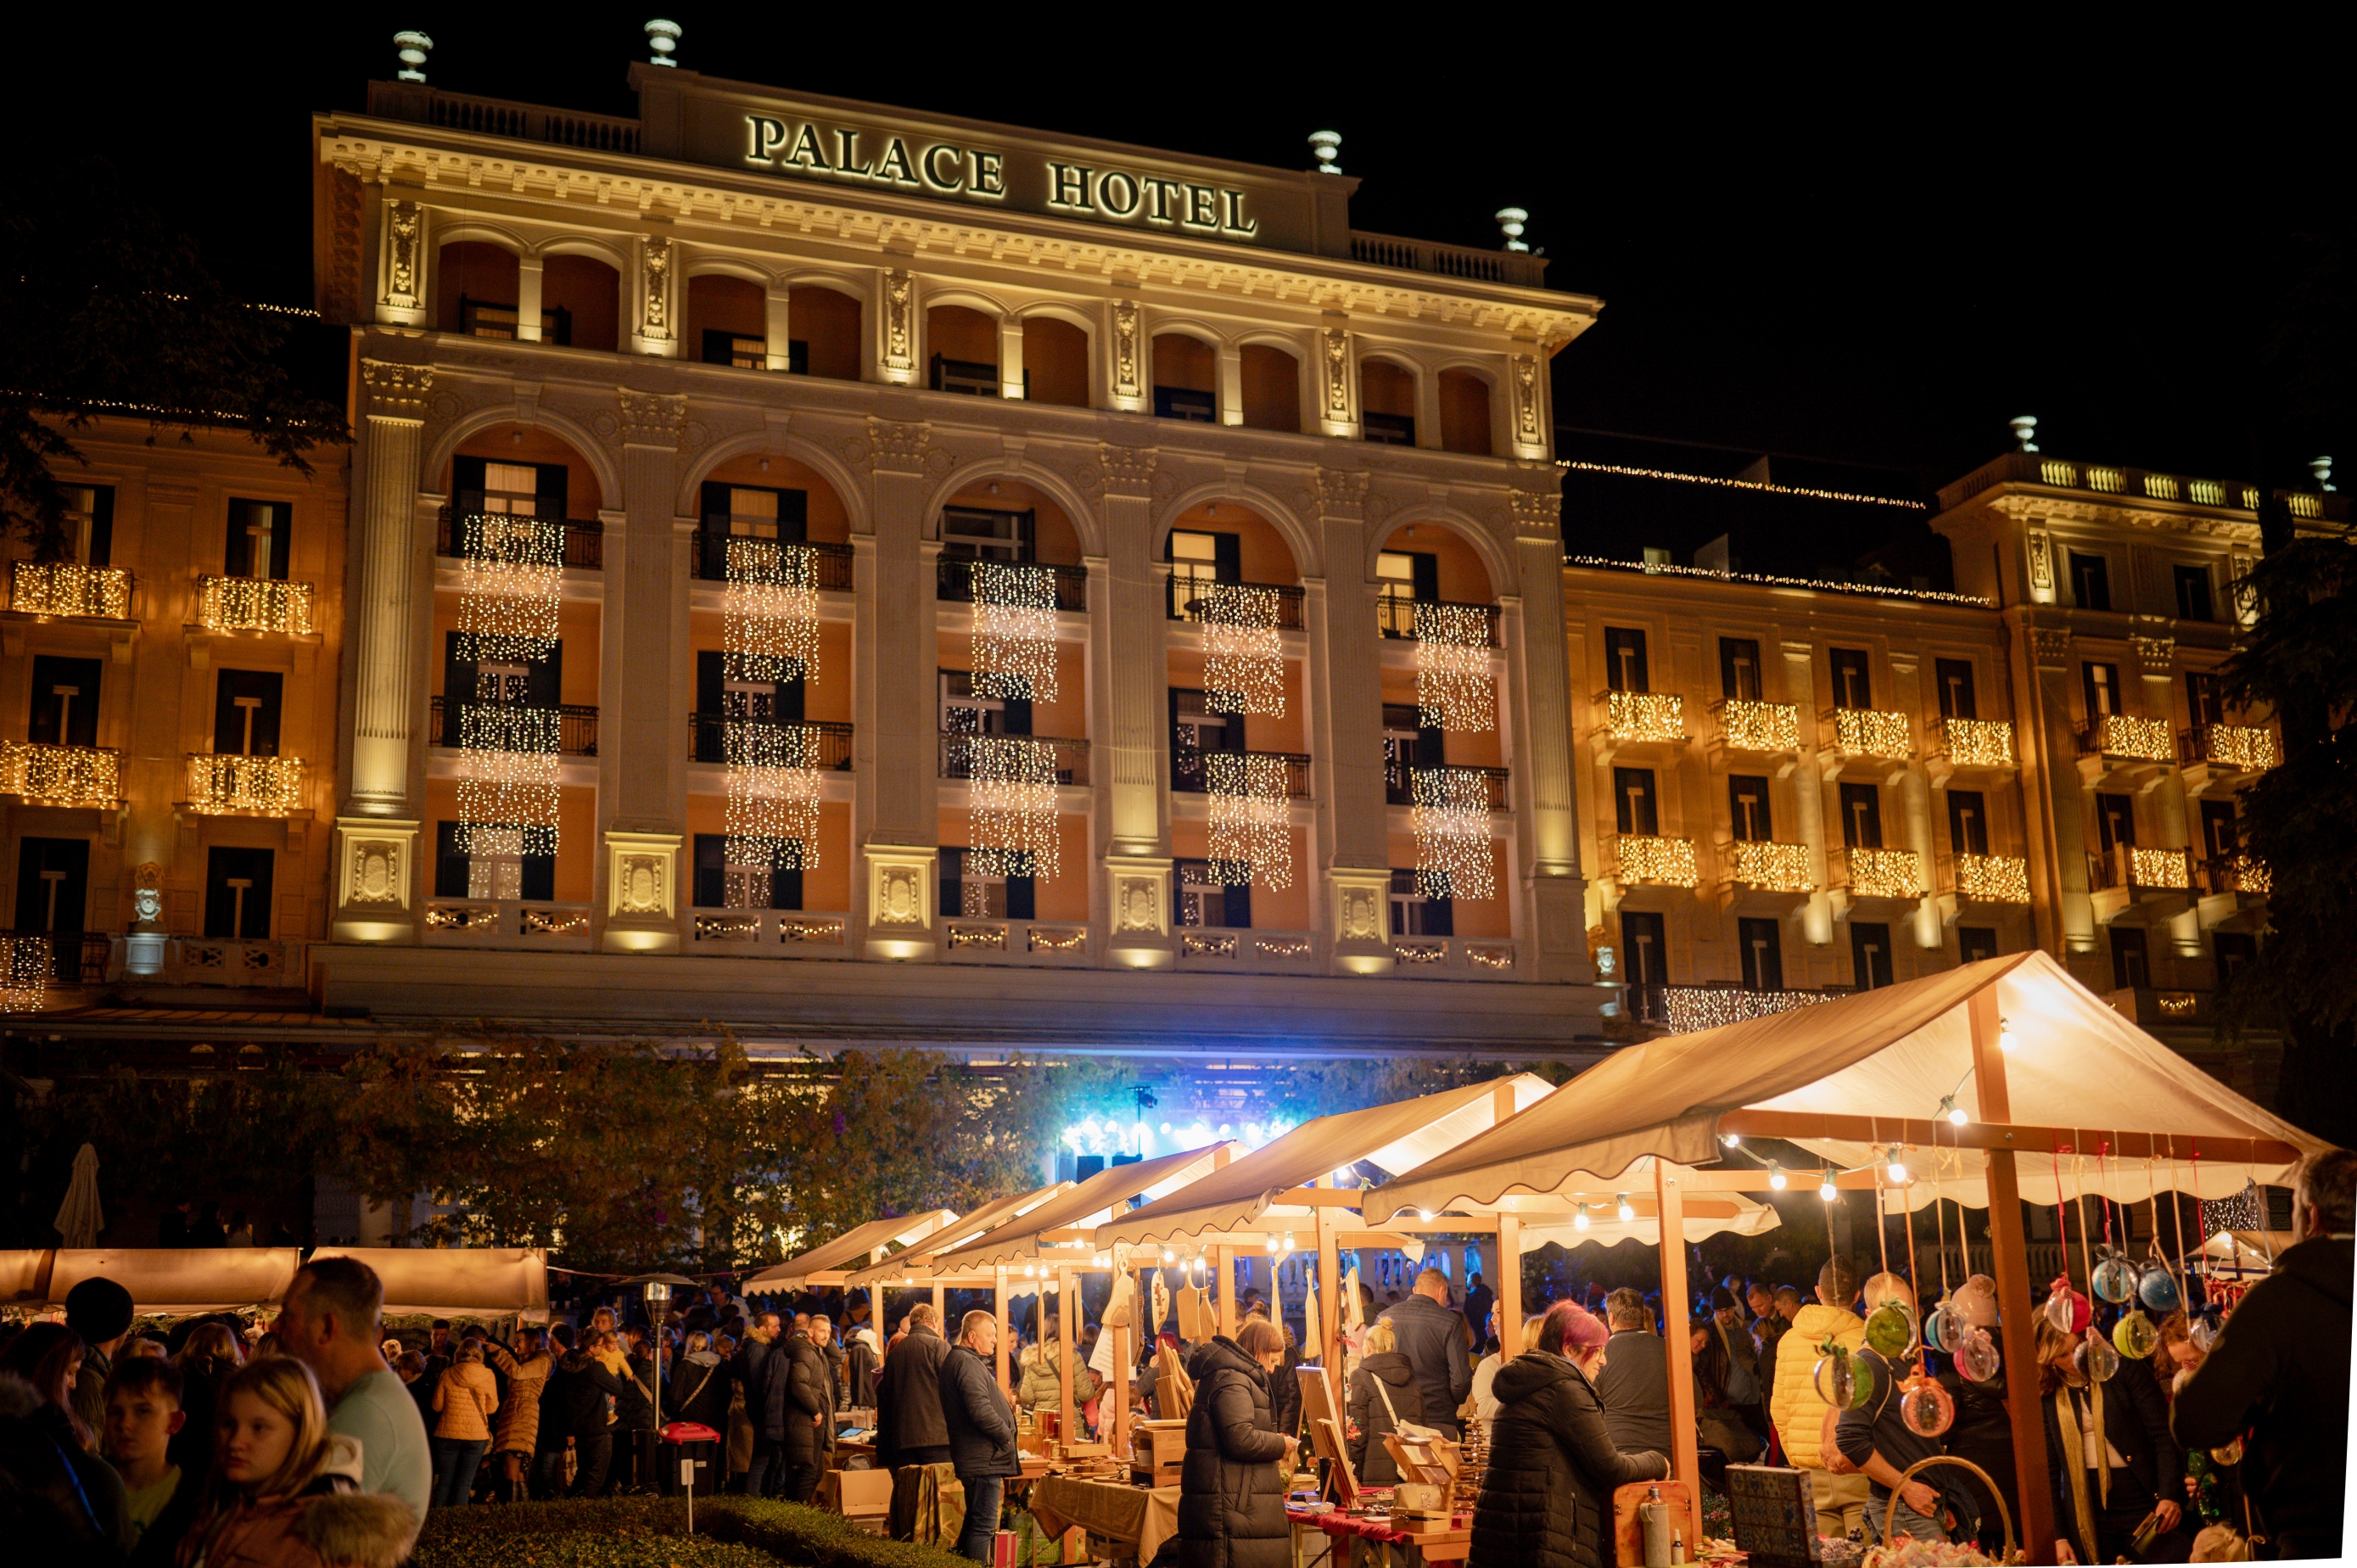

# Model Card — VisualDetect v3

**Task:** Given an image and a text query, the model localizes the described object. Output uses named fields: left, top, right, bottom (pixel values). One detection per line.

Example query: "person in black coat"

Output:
left=738, top=1319, right=788, bottom=1497
left=1470, top=1302, right=1669, bottom=1568
left=2035, top=1315, right=2188, bottom=1565
left=1347, top=1322, right=1425, bottom=1485
left=938, top=1310, right=1022, bottom=1563
left=2173, top=1148, right=2354, bottom=1561
left=879, top=1305, right=955, bottom=1470
left=1241, top=1307, right=1302, bottom=1443
left=666, top=1332, right=731, bottom=1431
left=1178, top=1322, right=1296, bottom=1568
left=548, top=1330, right=632, bottom=1498
left=777, top=1324, right=837, bottom=1503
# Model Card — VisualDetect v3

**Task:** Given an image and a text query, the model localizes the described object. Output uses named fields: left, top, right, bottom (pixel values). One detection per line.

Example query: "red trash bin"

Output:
left=659, top=1420, right=723, bottom=1496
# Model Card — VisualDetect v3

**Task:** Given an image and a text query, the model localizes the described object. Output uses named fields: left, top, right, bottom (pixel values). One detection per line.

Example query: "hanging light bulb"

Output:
left=1722, top=1133, right=1742, bottom=1148
left=1023, top=1263, right=1036, bottom=1278
left=1998, top=1016, right=2015, bottom=1050
left=1265, top=1235, right=1279, bottom=1252
left=1615, top=1194, right=1635, bottom=1223
left=1886, top=1151, right=1909, bottom=1184
left=1769, top=1163, right=1788, bottom=1190
left=1820, top=1171, right=1840, bottom=1201
left=1572, top=1207, right=1591, bottom=1231
left=1282, top=1232, right=1296, bottom=1252
left=1940, top=1095, right=1968, bottom=1126
left=1162, top=1247, right=1175, bottom=1263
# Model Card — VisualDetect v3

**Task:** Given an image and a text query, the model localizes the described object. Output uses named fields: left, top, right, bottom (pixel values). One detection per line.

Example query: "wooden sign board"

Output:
left=1315, top=1416, right=1358, bottom=1507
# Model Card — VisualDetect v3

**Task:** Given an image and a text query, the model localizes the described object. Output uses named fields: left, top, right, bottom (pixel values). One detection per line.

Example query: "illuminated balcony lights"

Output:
left=2091, top=714, right=2174, bottom=762
left=971, top=562, right=1060, bottom=703
left=721, top=539, right=820, bottom=686
left=453, top=703, right=559, bottom=856
left=1718, top=700, right=1800, bottom=752
left=1411, top=766, right=1499, bottom=900
left=1727, top=840, right=1813, bottom=893
left=1603, top=690, right=1685, bottom=742
left=2129, top=848, right=2190, bottom=889
left=10, top=561, right=131, bottom=619
left=1414, top=602, right=1496, bottom=733
left=1953, top=854, right=2029, bottom=904
left=1616, top=835, right=1699, bottom=888
left=187, top=753, right=305, bottom=815
left=1939, top=718, right=2016, bottom=768
left=454, top=513, right=564, bottom=664
left=1205, top=750, right=1293, bottom=891
left=1199, top=583, right=1285, bottom=717
left=968, top=734, right=1061, bottom=881
left=1845, top=847, right=1927, bottom=899
left=0, top=933, right=49, bottom=1011
left=724, top=722, right=823, bottom=870
left=0, top=742, right=120, bottom=807
left=2203, top=724, right=2277, bottom=771
left=2221, top=854, right=2270, bottom=895
left=196, top=575, right=313, bottom=634
left=1833, top=708, right=1912, bottom=758
left=1660, top=985, right=1829, bottom=1033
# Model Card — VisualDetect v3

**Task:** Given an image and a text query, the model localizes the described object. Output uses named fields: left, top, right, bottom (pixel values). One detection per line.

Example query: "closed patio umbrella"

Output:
left=53, top=1142, right=103, bottom=1248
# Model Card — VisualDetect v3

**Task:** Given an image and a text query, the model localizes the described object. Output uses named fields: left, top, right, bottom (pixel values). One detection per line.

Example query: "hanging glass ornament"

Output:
left=1953, top=1325, right=2001, bottom=1383
left=2042, top=1283, right=2080, bottom=1335
left=1811, top=1349, right=1855, bottom=1408
left=2076, top=1327, right=2121, bottom=1383
left=2112, top=1308, right=2160, bottom=1360
left=2189, top=1312, right=2223, bottom=1353
left=1864, top=1300, right=1918, bottom=1358
left=2091, top=1251, right=2139, bottom=1304
left=1923, top=1304, right=1951, bottom=1353
left=2138, top=1263, right=2181, bottom=1313
left=1899, top=1375, right=1955, bottom=1438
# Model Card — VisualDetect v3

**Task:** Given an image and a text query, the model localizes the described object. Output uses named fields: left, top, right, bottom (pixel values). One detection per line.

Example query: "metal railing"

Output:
left=2200, top=853, right=2270, bottom=898
left=1166, top=576, right=1306, bottom=629
left=433, top=698, right=599, bottom=756
left=369, top=81, right=641, bottom=153
left=690, top=529, right=854, bottom=589
left=1171, top=748, right=1312, bottom=798
left=8, top=929, right=109, bottom=985
left=2180, top=723, right=2278, bottom=772
left=2089, top=845, right=2191, bottom=893
left=2079, top=714, right=2175, bottom=763
left=1935, top=451, right=2350, bottom=525
left=1375, top=590, right=1500, bottom=644
left=1385, top=760, right=1510, bottom=809
left=436, top=505, right=603, bottom=571
left=1347, top=231, right=1550, bottom=288
left=937, top=731, right=1089, bottom=786
left=9, top=561, right=132, bottom=619
left=689, top=716, right=853, bottom=769
left=936, top=558, right=1088, bottom=611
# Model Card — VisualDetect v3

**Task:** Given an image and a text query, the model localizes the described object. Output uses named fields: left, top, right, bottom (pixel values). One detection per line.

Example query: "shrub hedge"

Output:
left=411, top=1494, right=980, bottom=1568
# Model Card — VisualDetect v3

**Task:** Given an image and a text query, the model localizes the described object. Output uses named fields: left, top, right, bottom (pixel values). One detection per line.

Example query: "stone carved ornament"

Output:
left=614, top=854, right=668, bottom=915
left=1312, top=468, right=1369, bottom=519
left=1098, top=445, right=1157, bottom=497
left=1339, top=884, right=1382, bottom=943
left=1322, top=328, right=1352, bottom=420
left=346, top=839, right=405, bottom=906
left=874, top=865, right=924, bottom=926
left=361, top=360, right=434, bottom=422
left=1116, top=877, right=1163, bottom=933
left=618, top=389, right=690, bottom=445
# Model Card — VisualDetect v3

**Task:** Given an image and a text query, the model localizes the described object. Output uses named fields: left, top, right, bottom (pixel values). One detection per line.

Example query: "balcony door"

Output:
left=29, top=655, right=102, bottom=747
left=1168, top=528, right=1240, bottom=618
left=1934, top=659, right=1977, bottom=720
left=692, top=833, right=799, bottom=911
left=1169, top=688, right=1241, bottom=792
left=453, top=456, right=565, bottom=522
left=2109, top=927, right=2150, bottom=989
left=1718, top=637, right=1762, bottom=702
left=1946, top=789, right=1989, bottom=857
left=1738, top=916, right=1783, bottom=991
left=13, top=837, right=88, bottom=940
left=944, top=845, right=1033, bottom=921
left=445, top=635, right=560, bottom=747
left=1389, top=868, right=1453, bottom=938
left=1829, top=648, right=1873, bottom=709
left=434, top=820, right=553, bottom=903
left=1728, top=776, right=1772, bottom=843
left=2096, top=794, right=2136, bottom=853
left=224, top=499, right=292, bottom=580
left=1613, top=767, right=1660, bottom=837
left=698, top=651, right=803, bottom=762
left=1839, top=782, right=1883, bottom=848
left=1849, top=921, right=1895, bottom=990
left=1619, top=910, right=1666, bottom=986
left=2199, top=800, right=2240, bottom=862
left=203, top=846, right=274, bottom=938
left=214, top=670, right=284, bottom=758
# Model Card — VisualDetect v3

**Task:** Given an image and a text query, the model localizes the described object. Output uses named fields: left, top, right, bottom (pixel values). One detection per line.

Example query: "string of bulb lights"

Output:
left=971, top=562, right=1060, bottom=703
left=1556, top=460, right=1929, bottom=511
left=721, top=537, right=823, bottom=869
left=1565, top=554, right=1991, bottom=609
left=1414, top=602, right=1496, bottom=732
left=968, top=735, right=1061, bottom=881
left=723, top=722, right=822, bottom=869
left=1713, top=1026, right=2012, bottom=1196
left=1198, top=584, right=1285, bottom=716
left=1205, top=751, right=1292, bottom=889
left=1411, top=767, right=1497, bottom=900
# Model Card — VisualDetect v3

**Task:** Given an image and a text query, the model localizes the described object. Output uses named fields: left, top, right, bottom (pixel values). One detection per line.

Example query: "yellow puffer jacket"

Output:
left=1768, top=1302, right=1862, bottom=1470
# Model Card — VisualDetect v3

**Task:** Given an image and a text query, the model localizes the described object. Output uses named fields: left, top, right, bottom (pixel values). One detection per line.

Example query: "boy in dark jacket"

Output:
left=938, top=1310, right=1021, bottom=1563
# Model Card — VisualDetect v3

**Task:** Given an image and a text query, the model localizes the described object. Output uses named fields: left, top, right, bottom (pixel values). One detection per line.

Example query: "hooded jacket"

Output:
left=877, top=1323, right=953, bottom=1470
left=175, top=1435, right=419, bottom=1568
left=666, top=1349, right=731, bottom=1431
left=2172, top=1233, right=2352, bottom=1559
left=548, top=1348, right=630, bottom=1442
left=1346, top=1351, right=1426, bottom=1485
left=1469, top=1352, right=1669, bottom=1568
left=1177, top=1336, right=1290, bottom=1568
left=1765, top=1302, right=1863, bottom=1470
left=0, top=1371, right=120, bottom=1558
left=483, top=1344, right=551, bottom=1454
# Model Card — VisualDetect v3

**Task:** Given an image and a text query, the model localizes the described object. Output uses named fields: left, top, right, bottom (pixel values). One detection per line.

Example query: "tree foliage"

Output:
left=0, top=160, right=345, bottom=557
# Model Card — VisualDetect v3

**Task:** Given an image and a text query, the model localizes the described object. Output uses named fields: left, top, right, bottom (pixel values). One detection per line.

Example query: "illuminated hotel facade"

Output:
left=300, top=61, right=1603, bottom=1054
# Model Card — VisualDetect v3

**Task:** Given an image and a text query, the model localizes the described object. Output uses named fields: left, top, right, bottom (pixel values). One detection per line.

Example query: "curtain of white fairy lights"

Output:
left=1206, top=750, right=1292, bottom=890
left=722, top=537, right=823, bottom=868
left=722, top=538, right=820, bottom=686
left=971, top=562, right=1060, bottom=703
left=456, top=513, right=564, bottom=664
left=725, top=721, right=822, bottom=869
left=454, top=703, right=560, bottom=856
left=1414, top=601, right=1495, bottom=733
left=1411, top=766, right=1497, bottom=901
left=1199, top=583, right=1285, bottom=717
left=967, top=734, right=1060, bottom=882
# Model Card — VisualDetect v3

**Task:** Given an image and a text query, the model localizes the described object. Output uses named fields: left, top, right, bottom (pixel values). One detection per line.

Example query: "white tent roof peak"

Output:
left=922, top=1141, right=1240, bottom=1276
left=742, top=1208, right=962, bottom=1292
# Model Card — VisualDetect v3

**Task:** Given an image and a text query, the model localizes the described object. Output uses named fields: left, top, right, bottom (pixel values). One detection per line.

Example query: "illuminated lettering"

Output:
left=1096, top=171, right=1140, bottom=217
left=1144, top=179, right=1183, bottom=225
left=922, top=143, right=966, bottom=193
left=1047, top=163, right=1093, bottom=211
left=835, top=128, right=873, bottom=178
left=785, top=122, right=830, bottom=171
left=747, top=116, right=787, bottom=165
left=971, top=150, right=1005, bottom=197
left=1184, top=185, right=1220, bottom=230
left=875, top=137, right=920, bottom=188
left=1222, top=189, right=1258, bottom=238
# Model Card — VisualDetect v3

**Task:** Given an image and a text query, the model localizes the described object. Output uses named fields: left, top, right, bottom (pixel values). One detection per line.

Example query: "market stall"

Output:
left=739, top=1209, right=961, bottom=1296
left=1362, top=949, right=2322, bottom=1565
left=839, top=1179, right=1070, bottom=1391
left=2, top=1246, right=301, bottom=1314
left=308, top=1245, right=550, bottom=1321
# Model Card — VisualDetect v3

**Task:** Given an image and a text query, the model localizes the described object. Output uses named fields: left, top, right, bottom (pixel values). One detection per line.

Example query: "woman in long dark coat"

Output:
left=1470, top=1302, right=1670, bottom=1568
left=1178, top=1319, right=1296, bottom=1568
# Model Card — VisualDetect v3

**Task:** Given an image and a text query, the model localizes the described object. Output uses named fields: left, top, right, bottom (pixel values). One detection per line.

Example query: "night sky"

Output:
left=15, top=14, right=2348, bottom=562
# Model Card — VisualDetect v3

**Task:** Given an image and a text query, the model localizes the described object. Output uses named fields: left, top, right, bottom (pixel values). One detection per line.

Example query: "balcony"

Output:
left=1375, top=590, right=1501, bottom=645
left=1930, top=718, right=2017, bottom=786
left=1722, top=841, right=1814, bottom=912
left=186, top=754, right=306, bottom=815
left=422, top=899, right=595, bottom=949
left=938, top=731, right=1090, bottom=787
left=1611, top=835, right=1700, bottom=896
left=1386, top=760, right=1509, bottom=809
left=1167, top=576, right=1306, bottom=629
left=1619, top=982, right=1836, bottom=1036
left=1171, top=747, right=1311, bottom=799
left=1347, top=230, right=1549, bottom=288
left=2180, top=723, right=2277, bottom=798
left=1948, top=853, right=2031, bottom=905
left=2197, top=853, right=2269, bottom=932
left=154, top=937, right=307, bottom=989
left=1826, top=708, right=1912, bottom=781
left=2088, top=845, right=2192, bottom=926
left=1710, top=700, right=1801, bottom=770
left=1173, top=927, right=1322, bottom=974
left=3, top=929, right=111, bottom=993
left=1390, top=936, right=1521, bottom=978
left=936, top=558, right=1088, bottom=612
left=691, top=715, right=853, bottom=769
left=940, top=918, right=1095, bottom=967
left=691, top=909, right=852, bottom=956
left=436, top=506, right=603, bottom=571
left=691, top=529, right=854, bottom=591
left=2107, top=987, right=2212, bottom=1029
left=435, top=698, right=599, bottom=756
left=196, top=575, right=314, bottom=635
left=0, top=742, right=121, bottom=808
left=2076, top=714, right=2175, bottom=792
left=1594, top=691, right=1686, bottom=764
left=1839, top=847, right=1928, bottom=902
left=9, top=561, right=132, bottom=619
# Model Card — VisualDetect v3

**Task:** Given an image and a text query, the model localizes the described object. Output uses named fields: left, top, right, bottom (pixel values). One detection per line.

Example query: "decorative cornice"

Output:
left=1099, top=445, right=1158, bottom=498
left=360, top=359, right=434, bottom=422
left=2029, top=626, right=2074, bottom=667
left=617, top=389, right=689, bottom=446
left=1312, top=468, right=1370, bottom=519
left=1987, top=492, right=2262, bottom=545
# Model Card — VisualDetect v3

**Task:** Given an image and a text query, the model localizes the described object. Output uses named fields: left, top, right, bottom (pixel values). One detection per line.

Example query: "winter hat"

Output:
left=65, top=1275, right=135, bottom=1344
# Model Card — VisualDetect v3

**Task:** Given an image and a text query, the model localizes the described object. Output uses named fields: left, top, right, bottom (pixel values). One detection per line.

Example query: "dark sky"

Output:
left=14, top=14, right=2348, bottom=510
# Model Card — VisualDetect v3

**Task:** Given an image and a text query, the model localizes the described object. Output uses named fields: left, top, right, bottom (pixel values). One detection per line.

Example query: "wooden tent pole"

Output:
left=994, top=1267, right=1010, bottom=1396
left=1654, top=1162, right=1704, bottom=1551
left=1058, top=1265, right=1076, bottom=1446
left=1317, top=1201, right=1342, bottom=1411
left=1970, top=986, right=2057, bottom=1562
left=1497, top=1212, right=1522, bottom=1363
left=1218, top=1246, right=1237, bottom=1339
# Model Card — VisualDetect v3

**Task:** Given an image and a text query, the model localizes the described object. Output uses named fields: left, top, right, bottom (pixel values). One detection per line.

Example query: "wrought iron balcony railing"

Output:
left=690, top=715, right=853, bottom=769
left=434, top=697, right=598, bottom=756
left=936, top=558, right=1088, bottom=611
left=196, top=575, right=314, bottom=634
left=1713, top=700, right=1800, bottom=752
left=9, top=561, right=132, bottom=619
left=1936, top=718, right=2017, bottom=768
left=436, top=504, right=603, bottom=571
left=1375, top=590, right=1501, bottom=645
left=1613, top=835, right=1699, bottom=888
left=2181, top=723, right=2277, bottom=772
left=691, top=529, right=854, bottom=589
left=187, top=753, right=306, bottom=815
left=1172, top=747, right=1312, bottom=798
left=1842, top=847, right=1928, bottom=899
left=1726, top=840, right=1813, bottom=892
left=1599, top=691, right=1685, bottom=743
left=1167, top=576, right=1306, bottom=628
left=1385, top=759, right=1509, bottom=809
left=2079, top=714, right=2174, bottom=763
left=1830, top=708, right=1912, bottom=758
left=937, top=731, right=1089, bottom=787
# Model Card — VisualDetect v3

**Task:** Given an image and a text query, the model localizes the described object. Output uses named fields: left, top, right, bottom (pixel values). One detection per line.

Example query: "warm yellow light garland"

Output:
left=724, top=722, right=822, bottom=869
left=1206, top=750, right=1293, bottom=890
left=1200, top=584, right=1285, bottom=716
left=455, top=513, right=564, bottom=664
left=1411, top=766, right=1497, bottom=899
left=968, top=734, right=1061, bottom=880
left=1414, top=602, right=1495, bottom=732
left=454, top=703, right=559, bottom=855
left=971, top=562, right=1060, bottom=703
left=722, top=538, right=820, bottom=685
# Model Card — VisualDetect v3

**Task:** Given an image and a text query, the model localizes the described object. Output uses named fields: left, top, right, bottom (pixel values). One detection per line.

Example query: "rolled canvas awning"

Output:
left=741, top=1209, right=960, bottom=1293
left=1366, top=952, right=2323, bottom=1222
left=308, top=1246, right=549, bottom=1319
left=2, top=1247, right=301, bottom=1314
left=1514, top=1158, right=1782, bottom=1251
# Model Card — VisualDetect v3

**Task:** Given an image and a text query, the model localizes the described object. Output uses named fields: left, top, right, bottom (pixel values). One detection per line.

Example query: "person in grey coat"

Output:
left=938, top=1310, right=1021, bottom=1563
left=1591, top=1288, right=1673, bottom=1457
left=1385, top=1268, right=1474, bottom=1438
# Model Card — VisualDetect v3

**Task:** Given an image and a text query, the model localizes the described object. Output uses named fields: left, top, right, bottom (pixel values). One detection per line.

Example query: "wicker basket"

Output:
left=1884, top=1453, right=2020, bottom=1564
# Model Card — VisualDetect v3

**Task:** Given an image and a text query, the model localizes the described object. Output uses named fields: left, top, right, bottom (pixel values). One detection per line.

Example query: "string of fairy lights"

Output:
left=1414, top=602, right=1495, bottom=733
left=1198, top=584, right=1285, bottom=716
left=971, top=562, right=1061, bottom=703
left=722, top=536, right=824, bottom=871
left=723, top=722, right=822, bottom=870
left=453, top=703, right=559, bottom=856
left=1410, top=767, right=1497, bottom=901
left=1565, top=554, right=1992, bottom=609
left=449, top=509, right=567, bottom=865
left=967, top=734, right=1061, bottom=882
left=0, top=933, right=49, bottom=1012
left=1556, top=460, right=1929, bottom=511
left=1205, top=751, right=1292, bottom=890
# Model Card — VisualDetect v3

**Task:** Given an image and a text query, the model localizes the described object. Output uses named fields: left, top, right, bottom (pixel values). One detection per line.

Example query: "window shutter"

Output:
left=527, top=641, right=563, bottom=709
left=693, top=834, right=726, bottom=909
left=1425, top=894, right=1453, bottom=938
left=1223, top=881, right=1252, bottom=930
left=534, top=462, right=568, bottom=518
left=434, top=822, right=470, bottom=899
left=451, top=456, right=488, bottom=515
left=939, top=848, right=963, bottom=921
left=1410, top=552, right=1440, bottom=602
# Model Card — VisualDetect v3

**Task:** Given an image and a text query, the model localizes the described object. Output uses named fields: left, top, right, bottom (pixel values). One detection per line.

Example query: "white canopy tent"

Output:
left=308, top=1246, right=550, bottom=1321
left=740, top=1209, right=960, bottom=1295
left=5, top=1246, right=550, bottom=1319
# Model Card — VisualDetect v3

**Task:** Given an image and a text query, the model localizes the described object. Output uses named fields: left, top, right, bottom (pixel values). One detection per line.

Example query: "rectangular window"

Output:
left=1363, top=412, right=1416, bottom=445
left=1718, top=637, right=1762, bottom=702
left=1389, top=868, right=1453, bottom=938
left=433, top=820, right=553, bottom=903
left=203, top=846, right=274, bottom=939
left=1958, top=927, right=2000, bottom=965
left=1604, top=628, right=1650, bottom=693
left=445, top=634, right=561, bottom=745
left=940, top=507, right=1034, bottom=563
left=2069, top=552, right=2112, bottom=611
left=1946, top=789, right=1990, bottom=856
left=698, top=482, right=809, bottom=542
left=2214, top=931, right=2258, bottom=990
left=943, top=669, right=1023, bottom=738
left=1829, top=648, right=1873, bottom=709
left=1934, top=658, right=1978, bottom=720
left=57, top=484, right=115, bottom=568
left=1619, top=910, right=1667, bottom=985
left=930, top=354, right=1001, bottom=396
left=2109, top=926, right=2150, bottom=989
left=1152, top=385, right=1217, bottom=422
left=2096, top=794, right=2136, bottom=853
left=1838, top=782, right=1883, bottom=849
left=224, top=499, right=293, bottom=580
left=212, top=669, right=284, bottom=757
left=2175, top=564, right=2214, bottom=623
left=703, top=329, right=767, bottom=370
left=691, top=833, right=800, bottom=911
left=458, top=297, right=563, bottom=341
left=2199, top=799, right=2240, bottom=860
left=1173, top=858, right=1247, bottom=929
left=452, top=456, right=566, bottom=520
left=1850, top=921, right=1895, bottom=989
left=1738, top=916, right=1784, bottom=992
left=1612, top=766, right=1659, bottom=837
left=13, top=837, right=89, bottom=937
left=1727, top=775, right=1772, bottom=843
left=2082, top=662, right=2121, bottom=719
left=2185, top=672, right=2223, bottom=731
left=1168, top=687, right=1239, bottom=792
left=1167, top=529, right=1240, bottom=615
left=28, top=655, right=103, bottom=747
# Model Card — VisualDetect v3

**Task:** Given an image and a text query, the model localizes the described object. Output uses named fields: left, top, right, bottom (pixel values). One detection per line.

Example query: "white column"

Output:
left=1413, top=363, right=1443, bottom=450
left=857, top=417, right=939, bottom=960
left=1098, top=450, right=1172, bottom=967
left=764, top=281, right=793, bottom=372
left=1307, top=472, right=1391, bottom=972
left=515, top=257, right=545, bottom=343
left=1509, top=501, right=1587, bottom=982
left=999, top=316, right=1027, bottom=400
left=1216, top=343, right=1243, bottom=427
left=1785, top=640, right=1834, bottom=949
left=601, top=391, right=691, bottom=953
